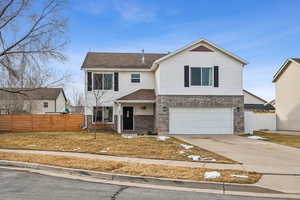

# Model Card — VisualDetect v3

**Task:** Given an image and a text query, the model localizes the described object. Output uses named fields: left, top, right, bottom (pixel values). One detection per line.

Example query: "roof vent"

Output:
left=141, top=49, right=145, bottom=64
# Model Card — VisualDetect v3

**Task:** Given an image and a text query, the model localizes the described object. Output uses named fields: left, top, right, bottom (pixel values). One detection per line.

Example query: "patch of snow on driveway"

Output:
left=247, top=136, right=266, bottom=140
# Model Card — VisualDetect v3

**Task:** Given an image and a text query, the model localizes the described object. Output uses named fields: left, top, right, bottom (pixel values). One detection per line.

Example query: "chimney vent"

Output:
left=141, top=49, right=145, bottom=64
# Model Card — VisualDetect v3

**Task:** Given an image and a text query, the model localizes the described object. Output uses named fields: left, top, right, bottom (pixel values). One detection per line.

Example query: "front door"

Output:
left=123, top=107, right=133, bottom=130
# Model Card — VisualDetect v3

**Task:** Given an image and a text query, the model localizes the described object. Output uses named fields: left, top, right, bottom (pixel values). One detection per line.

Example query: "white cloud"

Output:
left=113, top=0, right=157, bottom=23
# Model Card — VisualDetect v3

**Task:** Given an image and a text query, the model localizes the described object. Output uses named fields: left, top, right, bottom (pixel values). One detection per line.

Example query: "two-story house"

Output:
left=81, top=39, right=248, bottom=135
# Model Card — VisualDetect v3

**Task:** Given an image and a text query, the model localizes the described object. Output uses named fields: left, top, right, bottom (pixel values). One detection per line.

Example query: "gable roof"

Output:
left=0, top=88, right=66, bottom=101
left=273, top=58, right=300, bottom=82
left=81, top=52, right=167, bottom=69
left=151, top=38, right=248, bottom=70
left=117, top=89, right=155, bottom=101
left=243, top=89, right=267, bottom=104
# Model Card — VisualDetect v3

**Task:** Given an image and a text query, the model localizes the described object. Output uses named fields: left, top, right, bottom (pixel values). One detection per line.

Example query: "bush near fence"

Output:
left=0, top=114, right=84, bottom=132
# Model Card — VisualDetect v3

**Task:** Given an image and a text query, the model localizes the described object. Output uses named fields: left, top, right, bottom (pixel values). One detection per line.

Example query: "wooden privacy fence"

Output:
left=0, top=114, right=84, bottom=132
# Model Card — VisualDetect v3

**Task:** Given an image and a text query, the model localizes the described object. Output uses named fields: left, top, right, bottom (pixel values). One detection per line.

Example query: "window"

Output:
left=104, top=74, right=113, bottom=90
left=191, top=67, right=212, bottom=86
left=93, top=106, right=113, bottom=122
left=43, top=102, right=48, bottom=108
left=131, top=73, right=140, bottom=83
left=93, top=73, right=113, bottom=90
left=93, top=74, right=102, bottom=90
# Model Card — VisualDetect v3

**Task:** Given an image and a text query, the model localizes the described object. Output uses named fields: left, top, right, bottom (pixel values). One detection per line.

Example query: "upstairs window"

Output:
left=93, top=73, right=113, bottom=90
left=191, top=67, right=212, bottom=86
left=131, top=73, right=140, bottom=83
left=43, top=102, right=48, bottom=108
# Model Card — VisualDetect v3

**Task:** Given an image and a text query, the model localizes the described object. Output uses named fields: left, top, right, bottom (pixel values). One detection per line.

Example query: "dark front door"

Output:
left=123, top=107, right=133, bottom=130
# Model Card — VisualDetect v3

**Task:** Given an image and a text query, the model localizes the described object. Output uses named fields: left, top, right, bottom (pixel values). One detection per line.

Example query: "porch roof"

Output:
left=117, top=89, right=155, bottom=102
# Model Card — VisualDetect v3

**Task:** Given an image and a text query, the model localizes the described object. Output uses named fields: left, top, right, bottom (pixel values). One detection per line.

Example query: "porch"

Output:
left=114, top=89, right=156, bottom=134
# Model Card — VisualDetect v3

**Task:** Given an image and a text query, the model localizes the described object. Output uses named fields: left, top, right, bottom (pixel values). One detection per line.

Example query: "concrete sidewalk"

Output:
left=0, top=148, right=300, bottom=193
left=0, top=148, right=245, bottom=170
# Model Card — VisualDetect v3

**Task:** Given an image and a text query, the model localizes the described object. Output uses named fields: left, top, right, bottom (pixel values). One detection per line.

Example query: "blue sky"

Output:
left=59, top=0, right=300, bottom=100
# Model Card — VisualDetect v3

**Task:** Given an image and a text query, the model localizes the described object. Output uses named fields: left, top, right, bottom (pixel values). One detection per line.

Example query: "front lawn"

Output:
left=245, top=131, right=300, bottom=149
left=0, top=131, right=237, bottom=164
left=0, top=152, right=260, bottom=184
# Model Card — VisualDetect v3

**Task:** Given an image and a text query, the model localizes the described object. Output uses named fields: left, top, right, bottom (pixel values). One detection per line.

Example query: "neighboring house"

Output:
left=243, top=89, right=275, bottom=111
left=81, top=39, right=249, bottom=135
left=0, top=88, right=67, bottom=114
left=273, top=58, right=300, bottom=131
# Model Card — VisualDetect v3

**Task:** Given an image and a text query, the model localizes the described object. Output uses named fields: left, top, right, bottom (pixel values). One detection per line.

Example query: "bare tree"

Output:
left=0, top=0, right=68, bottom=93
left=85, top=89, right=114, bottom=139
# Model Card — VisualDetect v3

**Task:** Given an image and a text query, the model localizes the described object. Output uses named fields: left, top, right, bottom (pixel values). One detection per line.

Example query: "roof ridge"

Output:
left=87, top=52, right=167, bottom=55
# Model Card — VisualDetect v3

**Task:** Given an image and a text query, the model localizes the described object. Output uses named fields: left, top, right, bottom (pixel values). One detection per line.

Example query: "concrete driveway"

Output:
left=175, top=135, right=300, bottom=174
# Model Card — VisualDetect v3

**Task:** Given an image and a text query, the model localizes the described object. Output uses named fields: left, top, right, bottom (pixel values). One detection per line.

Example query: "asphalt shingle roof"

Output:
left=81, top=52, right=167, bottom=69
left=0, top=88, right=65, bottom=101
left=118, top=89, right=155, bottom=101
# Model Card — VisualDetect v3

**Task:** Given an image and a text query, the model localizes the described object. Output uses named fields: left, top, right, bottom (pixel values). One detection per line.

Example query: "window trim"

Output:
left=131, top=73, right=141, bottom=83
left=93, top=106, right=114, bottom=123
left=92, top=72, right=114, bottom=91
left=190, top=67, right=213, bottom=86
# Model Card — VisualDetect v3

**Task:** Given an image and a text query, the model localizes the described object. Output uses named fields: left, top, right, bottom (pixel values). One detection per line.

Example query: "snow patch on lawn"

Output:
left=230, top=174, right=249, bottom=179
left=204, top=171, right=221, bottom=179
left=187, top=155, right=202, bottom=161
left=180, top=144, right=194, bottom=149
left=177, top=151, right=186, bottom=155
left=122, top=135, right=134, bottom=139
left=157, top=136, right=170, bottom=141
left=247, top=136, right=266, bottom=140
left=100, top=148, right=110, bottom=153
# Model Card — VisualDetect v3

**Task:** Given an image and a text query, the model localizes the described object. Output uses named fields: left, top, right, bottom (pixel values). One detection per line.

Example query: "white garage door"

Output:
left=169, top=108, right=233, bottom=134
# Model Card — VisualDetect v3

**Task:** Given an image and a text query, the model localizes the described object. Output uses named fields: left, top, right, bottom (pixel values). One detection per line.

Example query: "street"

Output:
left=0, top=168, right=296, bottom=200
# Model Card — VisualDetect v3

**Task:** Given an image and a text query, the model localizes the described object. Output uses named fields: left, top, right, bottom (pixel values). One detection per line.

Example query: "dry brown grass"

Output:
left=0, top=131, right=237, bottom=164
left=251, top=131, right=300, bottom=149
left=0, top=152, right=260, bottom=184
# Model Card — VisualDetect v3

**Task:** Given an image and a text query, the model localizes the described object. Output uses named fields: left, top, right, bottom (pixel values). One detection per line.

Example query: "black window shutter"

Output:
left=214, top=66, right=219, bottom=87
left=87, top=72, right=92, bottom=91
left=184, top=65, right=189, bottom=87
left=114, top=72, right=119, bottom=91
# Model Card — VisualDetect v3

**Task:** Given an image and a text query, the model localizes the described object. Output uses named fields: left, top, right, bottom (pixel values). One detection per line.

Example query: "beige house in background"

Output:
left=0, top=88, right=67, bottom=114
left=273, top=58, right=300, bottom=131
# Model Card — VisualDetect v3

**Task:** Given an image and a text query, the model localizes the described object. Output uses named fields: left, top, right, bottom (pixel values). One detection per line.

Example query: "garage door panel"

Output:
left=169, top=108, right=233, bottom=134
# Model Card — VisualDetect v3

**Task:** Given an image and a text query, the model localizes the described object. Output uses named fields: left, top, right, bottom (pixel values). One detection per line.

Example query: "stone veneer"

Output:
left=134, top=115, right=154, bottom=133
left=113, top=115, right=154, bottom=134
left=155, top=95, right=244, bottom=135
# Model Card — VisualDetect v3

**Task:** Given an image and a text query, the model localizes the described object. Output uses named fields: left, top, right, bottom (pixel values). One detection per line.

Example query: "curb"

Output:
left=0, top=160, right=281, bottom=194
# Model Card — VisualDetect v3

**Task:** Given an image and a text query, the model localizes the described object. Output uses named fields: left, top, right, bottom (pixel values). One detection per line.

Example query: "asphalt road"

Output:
left=0, top=168, right=295, bottom=200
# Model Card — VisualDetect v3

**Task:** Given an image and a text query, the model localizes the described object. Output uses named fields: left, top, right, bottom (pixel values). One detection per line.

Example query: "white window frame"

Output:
left=92, top=72, right=114, bottom=91
left=131, top=73, right=141, bottom=83
left=190, top=67, right=213, bottom=86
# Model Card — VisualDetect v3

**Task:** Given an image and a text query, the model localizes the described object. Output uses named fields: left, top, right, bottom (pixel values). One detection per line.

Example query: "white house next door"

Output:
left=169, top=108, right=233, bottom=134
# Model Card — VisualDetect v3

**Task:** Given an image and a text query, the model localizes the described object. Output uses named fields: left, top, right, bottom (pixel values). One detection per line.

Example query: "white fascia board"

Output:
left=82, top=68, right=151, bottom=72
left=115, top=100, right=155, bottom=103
